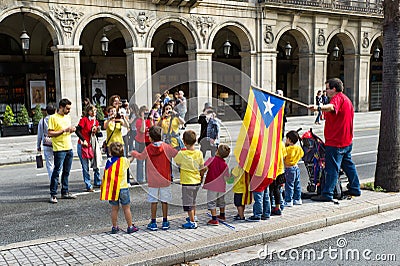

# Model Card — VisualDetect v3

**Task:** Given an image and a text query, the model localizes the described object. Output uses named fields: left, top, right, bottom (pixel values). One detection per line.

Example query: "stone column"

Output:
left=124, top=47, right=154, bottom=108
left=343, top=54, right=357, bottom=108
left=355, top=54, right=371, bottom=112
left=187, top=49, right=214, bottom=119
left=239, top=51, right=257, bottom=101
left=51, top=45, right=82, bottom=124
left=312, top=53, right=328, bottom=102
left=258, top=50, right=277, bottom=93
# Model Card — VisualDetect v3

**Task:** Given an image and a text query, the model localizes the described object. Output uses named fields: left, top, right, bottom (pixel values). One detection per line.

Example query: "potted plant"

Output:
left=1, top=105, right=30, bottom=137
left=31, top=104, right=44, bottom=134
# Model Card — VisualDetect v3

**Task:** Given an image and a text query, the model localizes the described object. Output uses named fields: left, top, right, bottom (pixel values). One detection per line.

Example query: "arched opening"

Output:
left=80, top=18, right=129, bottom=106
left=151, top=22, right=190, bottom=116
left=212, top=27, right=244, bottom=119
left=0, top=13, right=55, bottom=114
left=369, top=38, right=383, bottom=110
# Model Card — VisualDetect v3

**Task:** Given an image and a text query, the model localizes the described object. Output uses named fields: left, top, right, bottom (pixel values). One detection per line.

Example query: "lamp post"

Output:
left=373, top=46, right=380, bottom=60
left=20, top=13, right=30, bottom=54
left=332, top=44, right=340, bottom=59
left=166, top=37, right=174, bottom=56
left=223, top=40, right=231, bottom=58
left=100, top=33, right=109, bottom=56
left=285, top=42, right=292, bottom=59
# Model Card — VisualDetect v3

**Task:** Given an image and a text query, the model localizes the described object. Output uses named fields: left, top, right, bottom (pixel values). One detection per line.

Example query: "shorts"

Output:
left=109, top=188, right=130, bottom=206
left=182, top=185, right=200, bottom=211
left=147, top=186, right=172, bottom=203
left=207, top=190, right=225, bottom=210
left=234, top=192, right=252, bottom=206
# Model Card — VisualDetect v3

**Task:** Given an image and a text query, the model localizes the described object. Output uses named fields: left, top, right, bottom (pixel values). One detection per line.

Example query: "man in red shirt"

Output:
left=308, top=78, right=361, bottom=201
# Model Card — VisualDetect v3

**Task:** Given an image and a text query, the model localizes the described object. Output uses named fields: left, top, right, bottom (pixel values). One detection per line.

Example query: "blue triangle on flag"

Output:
left=252, top=87, right=285, bottom=128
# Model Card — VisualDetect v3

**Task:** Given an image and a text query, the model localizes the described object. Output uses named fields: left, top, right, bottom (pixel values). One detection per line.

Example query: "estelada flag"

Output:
left=100, top=157, right=122, bottom=201
left=234, top=86, right=285, bottom=181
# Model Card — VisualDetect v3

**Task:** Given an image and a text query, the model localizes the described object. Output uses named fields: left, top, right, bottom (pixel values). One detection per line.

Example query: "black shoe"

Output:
left=311, top=195, right=332, bottom=202
left=343, top=190, right=361, bottom=197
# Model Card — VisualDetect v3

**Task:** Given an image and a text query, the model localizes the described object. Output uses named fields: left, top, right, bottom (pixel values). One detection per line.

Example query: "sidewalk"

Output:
left=1, top=189, right=399, bottom=265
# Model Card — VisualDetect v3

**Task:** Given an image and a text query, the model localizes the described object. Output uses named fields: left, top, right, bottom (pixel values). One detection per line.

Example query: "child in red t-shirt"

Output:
left=203, top=144, right=231, bottom=225
left=131, top=126, right=178, bottom=231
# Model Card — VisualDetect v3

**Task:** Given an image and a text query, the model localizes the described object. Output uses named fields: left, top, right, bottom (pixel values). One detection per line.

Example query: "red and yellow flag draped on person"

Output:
left=234, top=87, right=285, bottom=181
left=100, top=158, right=122, bottom=201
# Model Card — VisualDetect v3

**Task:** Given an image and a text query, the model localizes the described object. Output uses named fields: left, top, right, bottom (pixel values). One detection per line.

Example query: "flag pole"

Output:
left=252, top=86, right=309, bottom=108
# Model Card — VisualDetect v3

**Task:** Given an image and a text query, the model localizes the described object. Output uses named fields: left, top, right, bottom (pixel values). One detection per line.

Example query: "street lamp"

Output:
left=20, top=13, right=30, bottom=54
left=373, top=46, right=380, bottom=60
left=332, top=44, right=340, bottom=59
left=285, top=42, right=292, bottom=59
left=166, top=37, right=174, bottom=56
left=100, top=32, right=109, bottom=56
left=223, top=40, right=231, bottom=58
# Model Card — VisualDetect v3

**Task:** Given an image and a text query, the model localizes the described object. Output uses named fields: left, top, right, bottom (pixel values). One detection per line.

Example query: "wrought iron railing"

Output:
left=260, top=0, right=383, bottom=15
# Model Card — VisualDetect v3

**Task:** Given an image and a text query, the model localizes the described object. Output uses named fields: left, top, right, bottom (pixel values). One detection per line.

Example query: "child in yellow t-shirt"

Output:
left=174, top=130, right=205, bottom=229
left=283, top=130, right=304, bottom=207
left=231, top=166, right=252, bottom=221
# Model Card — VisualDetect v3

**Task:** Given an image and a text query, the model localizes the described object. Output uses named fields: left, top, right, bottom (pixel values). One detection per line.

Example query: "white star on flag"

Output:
left=263, top=97, right=274, bottom=116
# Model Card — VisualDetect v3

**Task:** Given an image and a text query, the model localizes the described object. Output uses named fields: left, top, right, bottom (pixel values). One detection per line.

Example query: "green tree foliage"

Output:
left=17, top=105, right=29, bottom=125
left=32, top=104, right=43, bottom=125
left=3, top=105, right=15, bottom=126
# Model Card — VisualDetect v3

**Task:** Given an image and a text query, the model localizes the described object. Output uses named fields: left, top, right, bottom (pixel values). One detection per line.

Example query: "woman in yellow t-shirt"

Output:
left=104, top=106, right=128, bottom=157
left=157, top=103, right=185, bottom=150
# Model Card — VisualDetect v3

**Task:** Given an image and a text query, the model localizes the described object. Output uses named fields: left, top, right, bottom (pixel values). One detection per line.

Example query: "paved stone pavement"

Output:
left=1, top=189, right=399, bottom=265
left=1, top=111, right=394, bottom=265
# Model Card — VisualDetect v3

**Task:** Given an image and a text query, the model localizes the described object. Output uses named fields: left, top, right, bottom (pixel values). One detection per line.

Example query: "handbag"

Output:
left=42, top=119, right=52, bottom=147
left=81, top=144, right=94, bottom=159
left=36, top=154, right=44, bottom=168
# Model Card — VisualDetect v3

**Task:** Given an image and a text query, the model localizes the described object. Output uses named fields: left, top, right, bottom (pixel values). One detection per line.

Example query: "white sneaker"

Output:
left=283, top=201, right=293, bottom=207
left=294, top=199, right=303, bottom=205
left=49, top=196, right=58, bottom=204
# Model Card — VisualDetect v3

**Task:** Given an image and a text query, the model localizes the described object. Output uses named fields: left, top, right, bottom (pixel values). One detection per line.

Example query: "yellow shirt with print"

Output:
left=284, top=145, right=304, bottom=167
left=106, top=121, right=123, bottom=146
left=174, top=149, right=204, bottom=185
left=276, top=141, right=287, bottom=176
left=232, top=166, right=248, bottom=194
left=160, top=117, right=180, bottom=148
left=48, top=113, right=72, bottom=151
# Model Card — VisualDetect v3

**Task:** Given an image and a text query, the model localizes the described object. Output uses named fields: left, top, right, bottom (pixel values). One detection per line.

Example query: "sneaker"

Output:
left=233, top=214, right=245, bottom=221
left=49, top=196, right=58, bottom=204
left=186, top=216, right=199, bottom=223
left=271, top=207, right=282, bottom=216
left=61, top=193, right=77, bottom=199
left=246, top=215, right=261, bottom=222
left=261, top=215, right=270, bottom=220
left=162, top=221, right=170, bottom=230
left=127, top=225, right=139, bottom=234
left=283, top=201, right=293, bottom=207
left=111, top=226, right=119, bottom=234
left=182, top=221, right=198, bottom=229
left=293, top=199, right=303, bottom=205
left=147, top=222, right=158, bottom=231
left=207, top=219, right=219, bottom=226
left=217, top=215, right=226, bottom=221
left=86, top=188, right=94, bottom=192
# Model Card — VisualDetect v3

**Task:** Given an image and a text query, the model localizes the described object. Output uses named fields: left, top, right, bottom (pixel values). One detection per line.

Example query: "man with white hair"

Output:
left=175, top=90, right=187, bottom=127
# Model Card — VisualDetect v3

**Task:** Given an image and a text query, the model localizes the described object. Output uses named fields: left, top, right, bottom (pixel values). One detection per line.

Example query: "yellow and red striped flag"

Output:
left=100, top=157, right=122, bottom=201
left=234, top=87, right=285, bottom=181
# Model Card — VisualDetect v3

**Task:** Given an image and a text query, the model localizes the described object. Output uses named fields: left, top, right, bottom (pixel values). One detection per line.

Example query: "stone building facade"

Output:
left=0, top=0, right=383, bottom=123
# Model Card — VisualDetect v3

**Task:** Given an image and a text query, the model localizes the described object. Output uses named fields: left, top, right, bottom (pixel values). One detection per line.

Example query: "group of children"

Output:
left=100, top=126, right=304, bottom=234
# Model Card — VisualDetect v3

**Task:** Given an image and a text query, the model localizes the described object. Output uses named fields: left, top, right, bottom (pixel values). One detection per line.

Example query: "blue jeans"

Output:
left=285, top=166, right=301, bottom=202
left=324, top=144, right=361, bottom=199
left=77, top=143, right=101, bottom=189
left=315, top=109, right=322, bottom=123
left=43, top=146, right=54, bottom=180
left=135, top=141, right=146, bottom=183
left=252, top=187, right=271, bottom=218
left=50, top=149, right=73, bottom=196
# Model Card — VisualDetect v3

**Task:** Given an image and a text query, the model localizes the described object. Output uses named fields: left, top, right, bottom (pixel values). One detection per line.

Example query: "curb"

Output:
left=97, top=195, right=400, bottom=266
